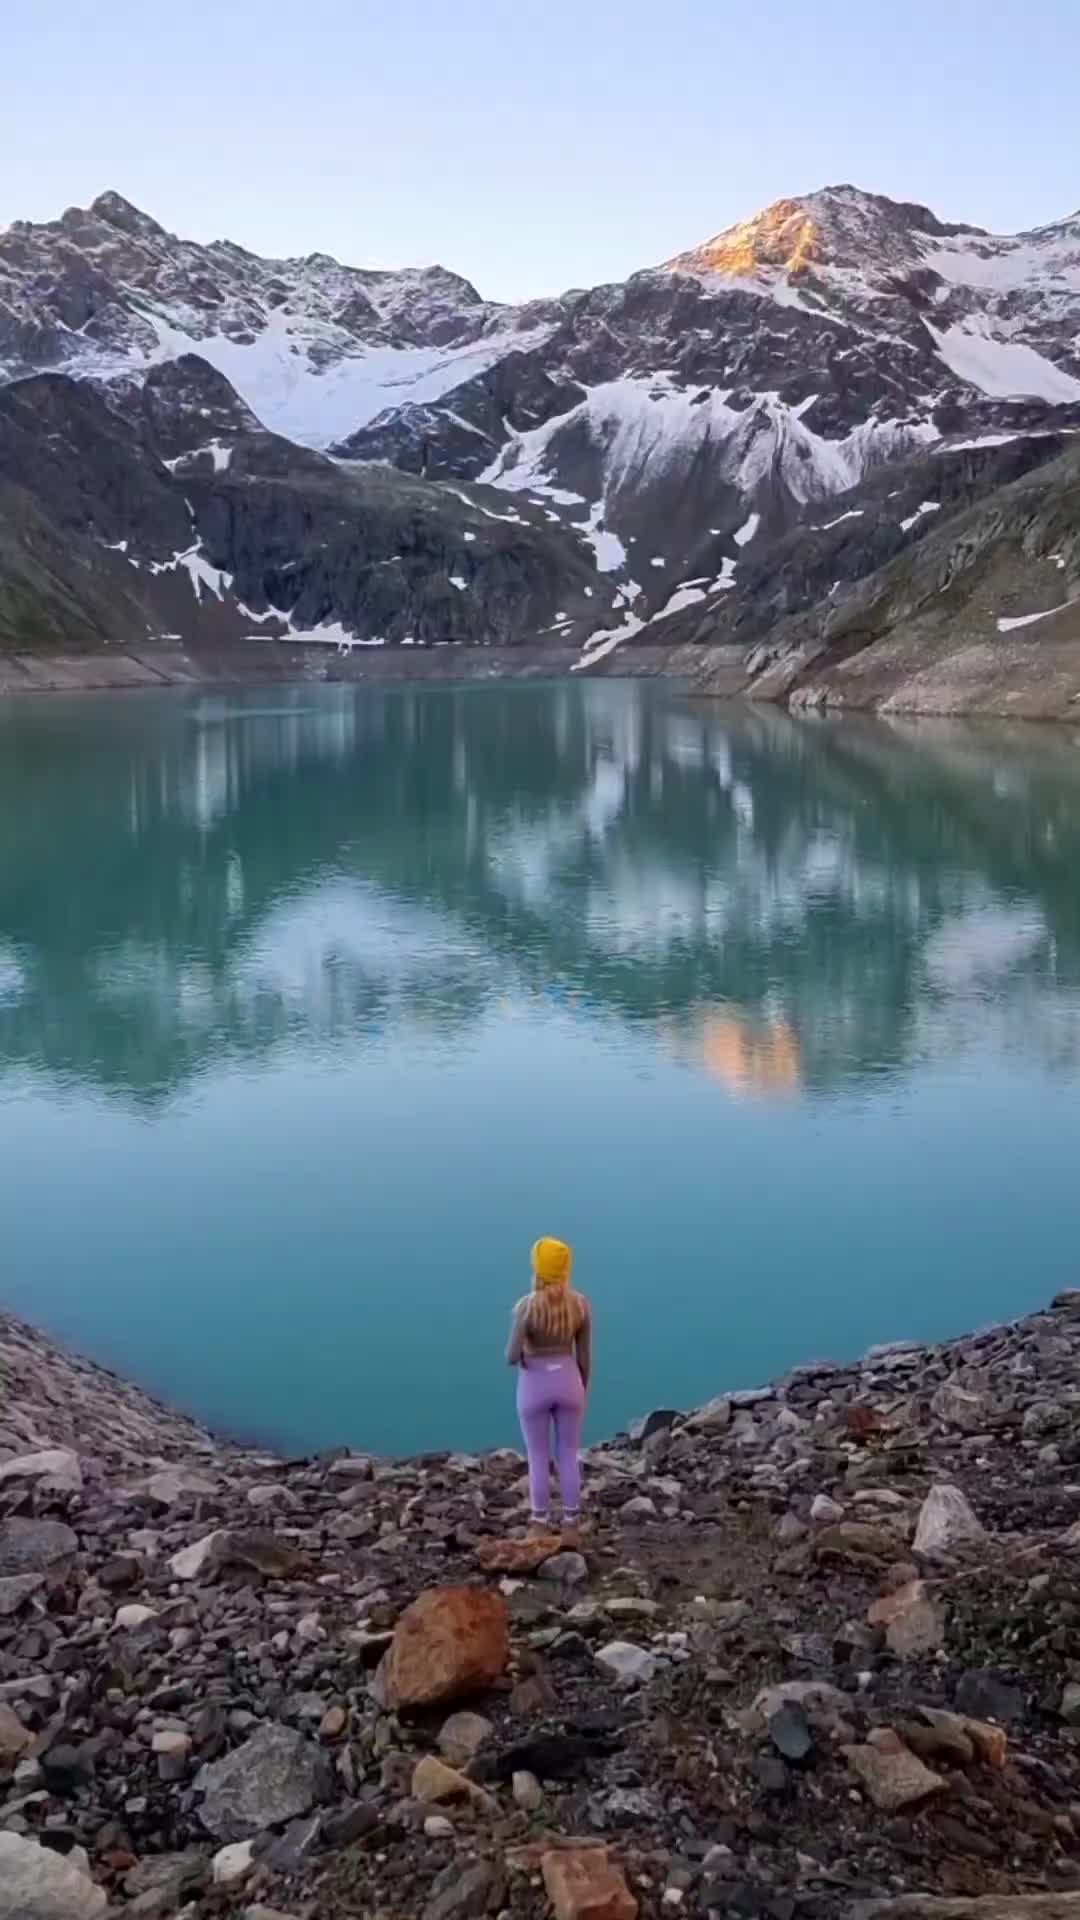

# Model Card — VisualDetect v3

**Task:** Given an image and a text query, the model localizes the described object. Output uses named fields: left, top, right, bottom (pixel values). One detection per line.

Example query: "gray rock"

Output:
left=0, top=1517, right=77, bottom=1576
left=620, top=1495, right=657, bottom=1520
left=145, top=1466, right=219, bottom=1505
left=810, top=1494, right=845, bottom=1523
left=684, top=1395, right=733, bottom=1433
left=262, top=1812, right=322, bottom=1873
left=423, top=1861, right=497, bottom=1920
left=0, top=1447, right=82, bottom=1493
left=1060, top=1681, right=1080, bottom=1725
left=768, top=1702, right=813, bottom=1762
left=913, top=1485, right=987, bottom=1556
left=954, top=1670, right=1025, bottom=1726
left=629, top=1409, right=681, bottom=1444
left=437, top=1710, right=493, bottom=1768
left=512, top=1768, right=543, bottom=1810
left=123, top=1850, right=209, bottom=1916
left=0, top=1833, right=107, bottom=1919
left=0, top=1571, right=45, bottom=1615
left=539, top=1550, right=588, bottom=1585
left=595, top=1640, right=658, bottom=1686
left=196, top=1722, right=323, bottom=1840
left=931, top=1378, right=986, bottom=1432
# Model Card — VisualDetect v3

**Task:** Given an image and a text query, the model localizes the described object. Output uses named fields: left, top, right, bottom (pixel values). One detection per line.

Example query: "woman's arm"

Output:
left=575, top=1298, right=592, bottom=1392
left=506, top=1299, right=529, bottom=1366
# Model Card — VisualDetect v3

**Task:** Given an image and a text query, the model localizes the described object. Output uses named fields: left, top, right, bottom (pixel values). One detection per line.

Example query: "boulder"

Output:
left=412, top=1754, right=496, bottom=1809
left=684, top=1395, right=732, bottom=1433
left=114, top=1603, right=158, bottom=1631
left=930, top=1378, right=986, bottom=1433
left=913, top=1486, right=986, bottom=1557
left=0, top=1517, right=77, bottom=1576
left=476, top=1534, right=564, bottom=1574
left=196, top=1722, right=322, bottom=1840
left=438, top=1710, right=493, bottom=1767
left=954, top=1669, right=1024, bottom=1726
left=541, top=1846, right=638, bottom=1920
left=0, top=1447, right=82, bottom=1494
left=539, top=1551, right=588, bottom=1585
left=386, top=1586, right=509, bottom=1708
left=0, top=1701, right=32, bottom=1760
left=0, top=1832, right=107, bottom=1919
left=898, top=1707, right=1007, bottom=1769
left=0, top=1571, right=44, bottom=1615
left=595, top=1641, right=657, bottom=1687
left=169, top=1530, right=229, bottom=1581
left=844, top=1730, right=945, bottom=1811
left=867, top=1579, right=944, bottom=1657
left=810, top=1494, right=845, bottom=1524
left=513, top=1768, right=543, bottom=1810
left=423, top=1860, right=499, bottom=1920
left=748, top=1680, right=851, bottom=1736
left=212, top=1841, right=255, bottom=1887
left=813, top=1522, right=907, bottom=1563
left=768, top=1702, right=812, bottom=1762
left=145, top=1467, right=219, bottom=1506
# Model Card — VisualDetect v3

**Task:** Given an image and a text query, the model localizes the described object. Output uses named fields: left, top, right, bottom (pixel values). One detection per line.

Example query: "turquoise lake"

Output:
left=0, top=679, right=1078, bottom=1455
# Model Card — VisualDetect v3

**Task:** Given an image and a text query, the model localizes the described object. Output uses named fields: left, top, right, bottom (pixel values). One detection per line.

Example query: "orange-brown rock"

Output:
left=542, top=1846, right=638, bottom=1920
left=386, top=1586, right=509, bottom=1709
left=867, top=1579, right=944, bottom=1656
left=411, top=1754, right=497, bottom=1810
left=814, top=1522, right=907, bottom=1564
left=476, top=1535, right=564, bottom=1574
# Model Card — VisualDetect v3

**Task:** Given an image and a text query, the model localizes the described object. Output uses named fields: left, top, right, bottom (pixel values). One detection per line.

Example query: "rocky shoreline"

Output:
left=6, top=1298, right=1080, bottom=1920
left=0, top=641, right=688, bottom=696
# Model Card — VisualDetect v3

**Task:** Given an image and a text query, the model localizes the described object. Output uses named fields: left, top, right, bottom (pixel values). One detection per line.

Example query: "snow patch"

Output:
left=929, top=322, right=1080, bottom=403
left=481, top=375, right=938, bottom=533
left=900, top=500, right=941, bottom=532
left=658, top=583, right=708, bottom=617
left=150, top=543, right=233, bottom=601
left=734, top=511, right=760, bottom=546
left=134, top=309, right=553, bottom=449
left=997, top=600, right=1080, bottom=632
left=449, top=575, right=467, bottom=591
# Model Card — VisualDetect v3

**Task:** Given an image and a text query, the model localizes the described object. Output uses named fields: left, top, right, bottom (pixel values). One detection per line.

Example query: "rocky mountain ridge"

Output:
left=3, top=183, right=1080, bottom=705
left=6, top=1293, right=1080, bottom=1917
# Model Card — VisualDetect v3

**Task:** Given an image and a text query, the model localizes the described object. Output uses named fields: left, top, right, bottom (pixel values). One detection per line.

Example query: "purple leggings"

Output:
left=516, top=1354, right=585, bottom=1515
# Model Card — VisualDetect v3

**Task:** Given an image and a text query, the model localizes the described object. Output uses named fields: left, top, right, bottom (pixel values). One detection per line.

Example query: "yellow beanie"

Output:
left=532, top=1236, right=572, bottom=1288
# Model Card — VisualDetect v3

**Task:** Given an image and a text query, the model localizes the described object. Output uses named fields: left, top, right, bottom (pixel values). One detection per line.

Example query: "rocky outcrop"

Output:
left=6, top=1293, right=1080, bottom=1913
left=0, top=372, right=620, bottom=658
left=674, top=437, right=1080, bottom=718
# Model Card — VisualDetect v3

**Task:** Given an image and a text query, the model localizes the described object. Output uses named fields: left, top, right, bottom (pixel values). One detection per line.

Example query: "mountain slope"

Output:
left=0, top=366, right=620, bottom=661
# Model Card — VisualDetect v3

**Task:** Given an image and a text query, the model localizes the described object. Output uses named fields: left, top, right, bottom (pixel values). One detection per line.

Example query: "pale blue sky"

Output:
left=5, top=0, right=1076, bottom=301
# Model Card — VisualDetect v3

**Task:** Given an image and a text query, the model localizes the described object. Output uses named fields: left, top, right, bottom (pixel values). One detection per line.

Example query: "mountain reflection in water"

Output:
left=0, top=683, right=1076, bottom=1105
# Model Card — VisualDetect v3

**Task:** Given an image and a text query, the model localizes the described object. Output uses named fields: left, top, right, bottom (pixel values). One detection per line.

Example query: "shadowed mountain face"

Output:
left=0, top=682, right=1079, bottom=1107
left=3, top=186, right=1080, bottom=701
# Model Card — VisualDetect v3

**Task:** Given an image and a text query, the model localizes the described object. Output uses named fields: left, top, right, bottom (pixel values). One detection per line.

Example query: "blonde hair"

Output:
left=525, top=1283, right=585, bottom=1347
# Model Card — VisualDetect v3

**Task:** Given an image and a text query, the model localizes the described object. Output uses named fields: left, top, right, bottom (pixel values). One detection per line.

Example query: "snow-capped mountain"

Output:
left=0, top=190, right=539, bottom=448
left=2, top=183, right=1080, bottom=702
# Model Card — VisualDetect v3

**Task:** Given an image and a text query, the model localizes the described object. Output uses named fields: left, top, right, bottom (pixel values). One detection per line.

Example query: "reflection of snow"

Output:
left=0, top=944, right=25, bottom=1004
left=923, top=907, right=1045, bottom=988
left=236, top=883, right=476, bottom=1001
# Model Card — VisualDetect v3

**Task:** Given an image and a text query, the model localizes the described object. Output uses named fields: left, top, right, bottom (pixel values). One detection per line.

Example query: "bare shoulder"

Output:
left=575, top=1290, right=593, bottom=1321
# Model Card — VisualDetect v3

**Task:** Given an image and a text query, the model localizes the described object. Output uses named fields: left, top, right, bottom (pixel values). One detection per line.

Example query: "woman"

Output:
left=507, top=1236, right=592, bottom=1528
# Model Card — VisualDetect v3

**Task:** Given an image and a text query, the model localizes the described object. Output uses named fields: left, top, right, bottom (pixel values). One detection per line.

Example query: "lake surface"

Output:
left=1, top=680, right=1078, bottom=1456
